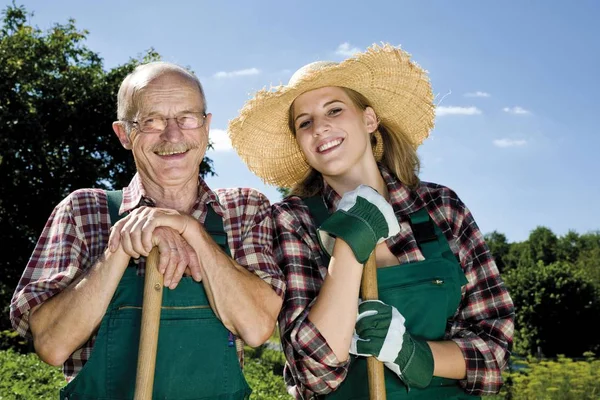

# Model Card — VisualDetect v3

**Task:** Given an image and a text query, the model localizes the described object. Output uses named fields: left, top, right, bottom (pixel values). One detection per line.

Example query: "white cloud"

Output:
left=493, top=138, right=527, bottom=148
left=209, top=129, right=232, bottom=151
left=335, top=42, right=361, bottom=57
left=503, top=106, right=531, bottom=115
left=213, top=68, right=260, bottom=79
left=464, top=91, right=491, bottom=98
left=436, top=106, right=482, bottom=116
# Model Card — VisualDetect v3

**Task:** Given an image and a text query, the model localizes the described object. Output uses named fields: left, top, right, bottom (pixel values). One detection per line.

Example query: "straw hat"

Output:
left=228, top=43, right=435, bottom=188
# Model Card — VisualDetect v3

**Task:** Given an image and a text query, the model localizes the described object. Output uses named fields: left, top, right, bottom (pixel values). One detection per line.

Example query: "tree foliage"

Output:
left=486, top=226, right=600, bottom=358
left=527, top=226, right=558, bottom=265
left=504, top=261, right=600, bottom=358
left=0, top=4, right=214, bottom=329
left=484, top=231, right=510, bottom=272
left=1, top=3, right=600, bottom=369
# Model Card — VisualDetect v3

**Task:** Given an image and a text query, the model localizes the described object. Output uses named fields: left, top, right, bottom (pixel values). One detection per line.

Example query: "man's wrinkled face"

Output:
left=116, top=72, right=211, bottom=190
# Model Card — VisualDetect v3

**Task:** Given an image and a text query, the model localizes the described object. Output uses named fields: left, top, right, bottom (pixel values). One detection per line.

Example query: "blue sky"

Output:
left=9, top=0, right=600, bottom=242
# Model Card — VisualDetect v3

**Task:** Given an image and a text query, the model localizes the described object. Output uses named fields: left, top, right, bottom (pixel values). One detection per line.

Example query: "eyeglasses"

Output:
left=128, top=112, right=207, bottom=133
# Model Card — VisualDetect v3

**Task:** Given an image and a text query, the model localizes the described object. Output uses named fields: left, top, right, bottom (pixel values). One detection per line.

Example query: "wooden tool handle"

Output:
left=361, top=252, right=387, bottom=400
left=134, top=248, right=163, bottom=400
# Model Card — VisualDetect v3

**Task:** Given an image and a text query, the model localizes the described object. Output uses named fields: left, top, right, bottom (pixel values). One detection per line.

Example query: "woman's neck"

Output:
left=324, top=162, right=389, bottom=201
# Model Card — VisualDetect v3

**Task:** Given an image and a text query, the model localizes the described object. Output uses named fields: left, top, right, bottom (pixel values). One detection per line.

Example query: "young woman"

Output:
left=228, top=44, right=514, bottom=399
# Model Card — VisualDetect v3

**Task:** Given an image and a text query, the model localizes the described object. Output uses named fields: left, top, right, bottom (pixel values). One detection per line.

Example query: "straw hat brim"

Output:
left=228, top=43, right=435, bottom=188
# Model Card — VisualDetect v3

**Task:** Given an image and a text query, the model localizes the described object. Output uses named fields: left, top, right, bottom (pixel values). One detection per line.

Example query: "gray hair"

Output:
left=116, top=61, right=207, bottom=132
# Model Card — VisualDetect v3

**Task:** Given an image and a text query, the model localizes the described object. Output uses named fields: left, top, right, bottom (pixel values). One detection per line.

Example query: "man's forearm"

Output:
left=29, top=247, right=130, bottom=366
left=186, top=228, right=282, bottom=347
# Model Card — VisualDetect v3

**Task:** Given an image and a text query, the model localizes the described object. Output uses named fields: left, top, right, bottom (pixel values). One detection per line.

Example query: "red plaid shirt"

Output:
left=273, top=166, right=514, bottom=399
left=10, top=173, right=285, bottom=382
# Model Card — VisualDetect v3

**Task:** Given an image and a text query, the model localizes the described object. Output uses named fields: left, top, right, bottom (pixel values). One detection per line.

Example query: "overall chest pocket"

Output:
left=377, top=257, right=466, bottom=341
left=106, top=304, right=246, bottom=399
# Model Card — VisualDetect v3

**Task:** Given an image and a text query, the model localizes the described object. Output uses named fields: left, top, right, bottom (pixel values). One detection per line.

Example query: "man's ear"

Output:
left=113, top=121, right=132, bottom=150
left=364, top=107, right=378, bottom=132
left=204, top=112, right=212, bottom=133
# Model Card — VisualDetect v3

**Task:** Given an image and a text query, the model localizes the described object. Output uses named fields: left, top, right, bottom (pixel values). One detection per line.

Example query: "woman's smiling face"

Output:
left=291, top=86, right=378, bottom=182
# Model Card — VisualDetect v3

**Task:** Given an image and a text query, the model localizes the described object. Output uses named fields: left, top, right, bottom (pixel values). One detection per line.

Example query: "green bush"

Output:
left=244, top=345, right=291, bottom=399
left=488, top=353, right=600, bottom=400
left=4, top=346, right=598, bottom=399
left=0, top=331, right=29, bottom=353
left=0, top=347, right=291, bottom=399
left=504, top=261, right=600, bottom=357
left=0, top=349, right=65, bottom=399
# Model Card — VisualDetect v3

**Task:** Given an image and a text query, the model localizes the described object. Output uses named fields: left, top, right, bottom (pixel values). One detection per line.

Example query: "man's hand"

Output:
left=349, top=300, right=434, bottom=389
left=108, top=207, right=201, bottom=289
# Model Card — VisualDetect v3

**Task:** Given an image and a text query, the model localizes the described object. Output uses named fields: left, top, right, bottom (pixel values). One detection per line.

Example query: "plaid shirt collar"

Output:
left=321, top=164, right=425, bottom=217
left=119, top=173, right=222, bottom=217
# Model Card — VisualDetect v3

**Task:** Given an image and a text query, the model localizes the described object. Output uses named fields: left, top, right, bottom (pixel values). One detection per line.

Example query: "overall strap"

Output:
left=302, top=196, right=330, bottom=227
left=303, top=195, right=456, bottom=262
left=204, top=203, right=231, bottom=256
left=408, top=207, right=455, bottom=262
left=106, top=190, right=124, bottom=225
left=302, top=195, right=331, bottom=266
left=105, top=190, right=230, bottom=255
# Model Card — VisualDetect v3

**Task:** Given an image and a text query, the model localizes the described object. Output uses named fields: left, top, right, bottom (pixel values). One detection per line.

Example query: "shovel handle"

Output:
left=361, top=252, right=387, bottom=400
left=134, top=248, right=163, bottom=400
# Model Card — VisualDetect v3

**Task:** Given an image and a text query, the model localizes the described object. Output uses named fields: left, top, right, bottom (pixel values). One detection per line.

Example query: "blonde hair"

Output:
left=288, top=87, right=420, bottom=197
left=117, top=62, right=206, bottom=133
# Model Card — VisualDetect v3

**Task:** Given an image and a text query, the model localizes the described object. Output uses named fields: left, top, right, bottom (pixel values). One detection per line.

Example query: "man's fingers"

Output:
left=186, top=245, right=202, bottom=282
left=169, top=251, right=188, bottom=290
left=144, top=226, right=198, bottom=289
left=156, top=237, right=170, bottom=275
left=141, top=218, right=156, bottom=254
left=108, top=227, right=121, bottom=252
left=162, top=246, right=180, bottom=288
left=129, top=217, right=146, bottom=255
left=120, top=228, right=141, bottom=259
left=109, top=219, right=127, bottom=252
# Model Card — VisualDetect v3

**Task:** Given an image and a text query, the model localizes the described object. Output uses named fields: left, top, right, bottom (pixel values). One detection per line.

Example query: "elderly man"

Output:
left=10, top=62, right=285, bottom=399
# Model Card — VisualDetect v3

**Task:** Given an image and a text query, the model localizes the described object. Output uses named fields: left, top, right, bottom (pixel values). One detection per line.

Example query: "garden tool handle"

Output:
left=361, top=251, right=387, bottom=400
left=134, top=247, right=163, bottom=400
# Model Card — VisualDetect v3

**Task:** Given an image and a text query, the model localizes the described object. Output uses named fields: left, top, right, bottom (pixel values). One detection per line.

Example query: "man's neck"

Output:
left=144, top=179, right=199, bottom=214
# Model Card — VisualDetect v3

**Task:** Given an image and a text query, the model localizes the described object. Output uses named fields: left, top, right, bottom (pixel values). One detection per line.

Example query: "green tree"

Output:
left=276, top=187, right=290, bottom=198
left=504, top=241, right=533, bottom=270
left=527, top=226, right=558, bottom=265
left=556, top=230, right=581, bottom=263
left=484, top=230, right=510, bottom=272
left=0, top=4, right=215, bottom=329
left=504, top=260, right=600, bottom=358
left=574, top=232, right=600, bottom=286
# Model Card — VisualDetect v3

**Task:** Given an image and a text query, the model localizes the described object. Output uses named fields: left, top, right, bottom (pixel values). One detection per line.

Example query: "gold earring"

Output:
left=372, top=130, right=384, bottom=161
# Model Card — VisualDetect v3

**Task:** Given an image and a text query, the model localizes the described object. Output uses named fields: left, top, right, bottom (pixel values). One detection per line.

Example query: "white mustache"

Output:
left=152, top=142, right=199, bottom=154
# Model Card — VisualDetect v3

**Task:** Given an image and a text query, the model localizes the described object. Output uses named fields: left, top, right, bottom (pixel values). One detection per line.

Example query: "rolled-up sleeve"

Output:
left=219, top=188, right=286, bottom=298
left=444, top=194, right=515, bottom=395
left=273, top=201, right=349, bottom=398
left=10, top=189, right=108, bottom=339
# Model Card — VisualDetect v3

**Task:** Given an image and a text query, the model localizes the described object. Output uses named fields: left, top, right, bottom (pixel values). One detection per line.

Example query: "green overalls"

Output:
left=59, top=191, right=251, bottom=400
left=303, top=197, right=480, bottom=400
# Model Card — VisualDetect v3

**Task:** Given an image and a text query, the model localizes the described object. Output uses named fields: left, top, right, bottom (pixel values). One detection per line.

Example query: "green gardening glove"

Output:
left=349, top=300, right=434, bottom=389
left=317, top=185, right=400, bottom=263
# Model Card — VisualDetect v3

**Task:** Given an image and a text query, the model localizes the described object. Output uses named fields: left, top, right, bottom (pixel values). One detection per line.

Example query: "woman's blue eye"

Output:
left=298, top=120, right=311, bottom=129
